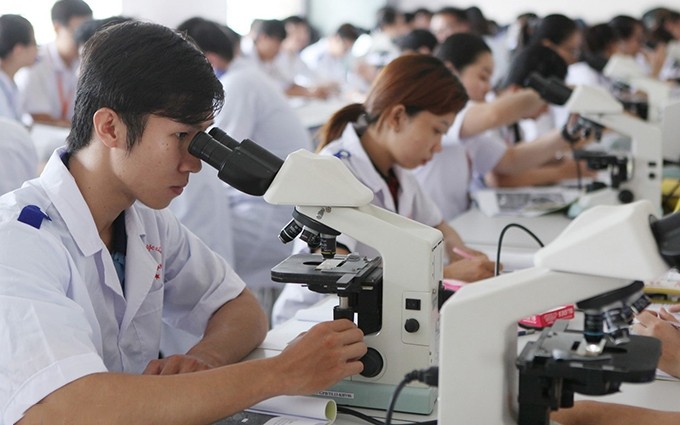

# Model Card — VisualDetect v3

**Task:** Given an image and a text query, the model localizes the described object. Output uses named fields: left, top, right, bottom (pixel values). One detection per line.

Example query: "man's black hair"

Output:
left=67, top=21, right=225, bottom=152
left=256, top=19, right=286, bottom=41
left=396, top=29, right=438, bottom=53
left=0, top=14, right=34, bottom=59
left=51, top=0, right=93, bottom=26
left=73, top=16, right=132, bottom=47
left=177, top=17, right=234, bottom=63
left=376, top=6, right=401, bottom=29
left=335, top=23, right=360, bottom=42
left=282, top=15, right=307, bottom=27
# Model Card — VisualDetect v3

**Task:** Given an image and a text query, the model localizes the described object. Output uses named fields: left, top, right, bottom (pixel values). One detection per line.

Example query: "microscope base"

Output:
left=317, top=380, right=437, bottom=415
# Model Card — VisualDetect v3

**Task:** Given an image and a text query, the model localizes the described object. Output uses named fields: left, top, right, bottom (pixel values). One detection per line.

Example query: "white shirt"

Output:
left=413, top=103, right=507, bottom=221
left=272, top=123, right=442, bottom=325
left=215, top=57, right=313, bottom=290
left=300, top=38, right=350, bottom=87
left=0, top=70, right=22, bottom=122
left=0, top=149, right=245, bottom=424
left=566, top=61, right=608, bottom=88
left=15, top=42, right=78, bottom=121
left=0, top=118, right=38, bottom=196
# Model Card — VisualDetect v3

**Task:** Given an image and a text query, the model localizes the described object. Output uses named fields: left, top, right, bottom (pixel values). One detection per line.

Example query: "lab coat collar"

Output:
left=40, top=148, right=104, bottom=257
left=337, top=124, right=404, bottom=212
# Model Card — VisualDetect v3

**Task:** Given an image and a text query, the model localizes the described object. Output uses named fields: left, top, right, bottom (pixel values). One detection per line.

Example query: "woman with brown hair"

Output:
left=272, top=54, right=496, bottom=325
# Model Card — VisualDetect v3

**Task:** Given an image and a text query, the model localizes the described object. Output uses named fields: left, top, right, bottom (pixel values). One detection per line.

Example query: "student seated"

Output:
left=0, top=21, right=366, bottom=425
left=272, top=54, right=497, bottom=326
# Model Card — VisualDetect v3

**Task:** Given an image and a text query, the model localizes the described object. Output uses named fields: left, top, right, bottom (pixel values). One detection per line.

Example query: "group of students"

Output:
left=2, top=2, right=680, bottom=425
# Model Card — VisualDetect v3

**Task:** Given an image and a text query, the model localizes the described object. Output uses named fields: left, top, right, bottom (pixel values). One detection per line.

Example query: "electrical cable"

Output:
left=495, top=223, right=545, bottom=276
left=337, top=406, right=385, bottom=425
left=337, top=406, right=438, bottom=425
left=385, top=368, right=439, bottom=425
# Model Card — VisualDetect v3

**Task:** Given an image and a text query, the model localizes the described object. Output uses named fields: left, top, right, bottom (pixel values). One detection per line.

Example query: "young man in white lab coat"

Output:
left=0, top=21, right=366, bottom=425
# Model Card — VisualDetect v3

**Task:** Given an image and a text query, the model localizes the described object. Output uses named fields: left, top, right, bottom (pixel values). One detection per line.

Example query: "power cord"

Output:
left=337, top=405, right=437, bottom=425
left=495, top=223, right=545, bottom=276
left=385, top=367, right=438, bottom=425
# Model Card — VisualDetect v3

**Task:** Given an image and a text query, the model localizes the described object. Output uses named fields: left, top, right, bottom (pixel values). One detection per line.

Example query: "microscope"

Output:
left=189, top=128, right=443, bottom=414
left=603, top=53, right=673, bottom=123
left=439, top=200, right=680, bottom=424
left=527, top=73, right=663, bottom=216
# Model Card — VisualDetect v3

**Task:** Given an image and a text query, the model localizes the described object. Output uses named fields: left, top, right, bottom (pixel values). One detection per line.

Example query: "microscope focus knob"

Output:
left=360, top=348, right=384, bottom=378
left=618, top=189, right=634, bottom=204
left=404, top=318, right=420, bottom=333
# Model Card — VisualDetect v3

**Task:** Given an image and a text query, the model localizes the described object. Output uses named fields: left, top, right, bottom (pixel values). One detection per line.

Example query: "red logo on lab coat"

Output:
left=146, top=244, right=162, bottom=254
left=154, top=263, right=163, bottom=280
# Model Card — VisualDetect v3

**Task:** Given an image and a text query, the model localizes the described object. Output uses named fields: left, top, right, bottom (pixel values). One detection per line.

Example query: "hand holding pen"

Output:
left=444, top=246, right=497, bottom=282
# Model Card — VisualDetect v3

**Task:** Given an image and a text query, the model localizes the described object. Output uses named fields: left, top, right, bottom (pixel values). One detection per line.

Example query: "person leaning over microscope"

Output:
left=552, top=305, right=680, bottom=424
left=0, top=20, right=366, bottom=425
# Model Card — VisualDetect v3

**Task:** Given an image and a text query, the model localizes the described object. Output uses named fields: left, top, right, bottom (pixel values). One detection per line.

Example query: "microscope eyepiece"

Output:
left=525, top=72, right=572, bottom=105
left=188, top=128, right=284, bottom=196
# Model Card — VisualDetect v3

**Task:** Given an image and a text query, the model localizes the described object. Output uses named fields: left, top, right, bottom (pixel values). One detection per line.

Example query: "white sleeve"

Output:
left=159, top=209, right=246, bottom=336
left=0, top=222, right=107, bottom=425
left=464, top=132, right=507, bottom=176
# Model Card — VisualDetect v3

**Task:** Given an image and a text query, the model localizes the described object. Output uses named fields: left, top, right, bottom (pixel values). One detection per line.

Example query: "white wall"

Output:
left=121, top=0, right=226, bottom=29
left=397, top=0, right=677, bottom=25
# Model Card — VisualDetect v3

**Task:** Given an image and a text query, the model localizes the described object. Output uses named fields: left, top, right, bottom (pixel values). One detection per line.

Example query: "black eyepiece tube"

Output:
left=189, top=131, right=234, bottom=171
left=188, top=129, right=285, bottom=196
left=208, top=127, right=240, bottom=150
left=525, top=72, right=573, bottom=106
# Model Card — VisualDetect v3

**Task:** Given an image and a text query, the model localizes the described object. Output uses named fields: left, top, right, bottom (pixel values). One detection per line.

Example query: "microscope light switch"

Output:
left=405, top=298, right=421, bottom=310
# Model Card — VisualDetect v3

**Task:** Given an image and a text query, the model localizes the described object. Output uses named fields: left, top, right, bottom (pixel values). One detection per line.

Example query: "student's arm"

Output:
left=144, top=289, right=268, bottom=374
left=492, top=129, right=573, bottom=175
left=459, top=89, right=546, bottom=139
left=486, top=157, right=592, bottom=188
left=551, top=400, right=680, bottom=425
left=19, top=319, right=366, bottom=425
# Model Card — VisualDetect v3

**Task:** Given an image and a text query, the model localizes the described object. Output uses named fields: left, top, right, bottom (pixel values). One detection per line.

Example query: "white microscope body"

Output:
left=438, top=200, right=670, bottom=424
left=264, top=150, right=444, bottom=414
left=564, top=84, right=663, bottom=214
left=603, top=53, right=673, bottom=123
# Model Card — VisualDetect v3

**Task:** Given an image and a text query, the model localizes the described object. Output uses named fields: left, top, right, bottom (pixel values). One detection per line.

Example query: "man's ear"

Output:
left=92, top=108, right=125, bottom=149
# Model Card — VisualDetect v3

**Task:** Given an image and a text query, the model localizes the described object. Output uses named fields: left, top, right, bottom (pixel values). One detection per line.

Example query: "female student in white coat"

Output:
left=414, top=34, right=592, bottom=221
left=272, top=54, right=497, bottom=325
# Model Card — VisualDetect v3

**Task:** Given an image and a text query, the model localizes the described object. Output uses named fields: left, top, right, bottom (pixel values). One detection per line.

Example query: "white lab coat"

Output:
left=0, top=118, right=38, bottom=196
left=0, top=70, right=22, bottom=122
left=413, top=103, right=507, bottom=221
left=15, top=42, right=78, bottom=121
left=0, top=149, right=245, bottom=424
left=214, top=58, right=314, bottom=293
left=271, top=123, right=442, bottom=326
left=300, top=38, right=351, bottom=88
